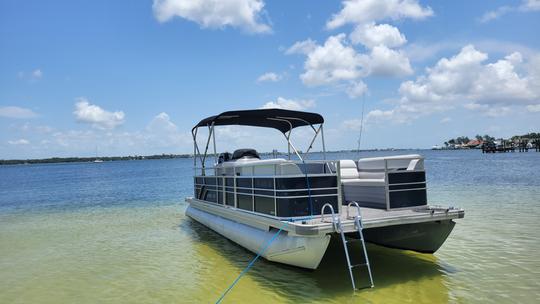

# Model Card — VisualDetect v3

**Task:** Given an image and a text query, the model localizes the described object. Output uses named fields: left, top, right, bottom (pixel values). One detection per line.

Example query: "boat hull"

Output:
left=361, top=220, right=456, bottom=253
left=185, top=205, right=331, bottom=269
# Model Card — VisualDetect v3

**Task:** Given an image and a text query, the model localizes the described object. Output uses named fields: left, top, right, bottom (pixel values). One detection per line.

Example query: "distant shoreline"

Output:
left=0, top=154, right=191, bottom=166
left=0, top=148, right=413, bottom=165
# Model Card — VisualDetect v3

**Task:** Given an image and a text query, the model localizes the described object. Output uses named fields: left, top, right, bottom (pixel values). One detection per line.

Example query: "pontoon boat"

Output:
left=185, top=109, right=464, bottom=287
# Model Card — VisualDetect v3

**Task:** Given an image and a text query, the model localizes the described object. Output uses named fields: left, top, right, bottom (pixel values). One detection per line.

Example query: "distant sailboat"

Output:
left=94, top=146, right=103, bottom=163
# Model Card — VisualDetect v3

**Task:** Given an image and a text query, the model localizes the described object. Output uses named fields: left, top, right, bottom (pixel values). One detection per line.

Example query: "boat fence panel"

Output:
left=386, top=170, right=427, bottom=209
left=193, top=173, right=339, bottom=218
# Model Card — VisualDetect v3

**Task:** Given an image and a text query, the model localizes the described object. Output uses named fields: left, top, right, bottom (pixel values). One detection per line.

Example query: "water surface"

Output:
left=1, top=150, right=539, bottom=303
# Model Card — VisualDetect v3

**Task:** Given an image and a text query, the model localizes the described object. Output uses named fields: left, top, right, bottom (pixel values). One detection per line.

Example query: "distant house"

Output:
left=466, top=139, right=483, bottom=148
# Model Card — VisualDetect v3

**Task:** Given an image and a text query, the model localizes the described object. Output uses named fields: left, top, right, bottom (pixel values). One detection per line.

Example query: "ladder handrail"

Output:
left=323, top=201, right=374, bottom=290
left=321, top=203, right=339, bottom=232
left=346, top=201, right=362, bottom=219
left=347, top=201, right=365, bottom=230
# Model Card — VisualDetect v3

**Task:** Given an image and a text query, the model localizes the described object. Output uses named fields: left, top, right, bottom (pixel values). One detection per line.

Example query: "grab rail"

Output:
left=321, top=203, right=340, bottom=232
left=347, top=201, right=364, bottom=229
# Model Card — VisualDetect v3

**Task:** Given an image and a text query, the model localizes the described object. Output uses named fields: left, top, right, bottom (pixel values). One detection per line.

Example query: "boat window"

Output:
left=225, top=192, right=235, bottom=207
left=297, top=163, right=327, bottom=174
left=253, top=178, right=274, bottom=189
left=237, top=194, right=253, bottom=211
left=237, top=178, right=253, bottom=188
left=217, top=187, right=224, bottom=204
left=254, top=196, right=275, bottom=215
left=204, top=190, right=218, bottom=203
left=276, top=196, right=338, bottom=217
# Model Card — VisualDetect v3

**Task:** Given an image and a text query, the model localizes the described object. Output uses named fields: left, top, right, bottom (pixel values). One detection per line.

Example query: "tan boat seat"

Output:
left=339, top=160, right=360, bottom=179
left=339, top=160, right=385, bottom=186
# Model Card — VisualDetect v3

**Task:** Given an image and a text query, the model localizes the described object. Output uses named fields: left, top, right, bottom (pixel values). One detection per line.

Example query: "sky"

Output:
left=1, top=0, right=539, bottom=159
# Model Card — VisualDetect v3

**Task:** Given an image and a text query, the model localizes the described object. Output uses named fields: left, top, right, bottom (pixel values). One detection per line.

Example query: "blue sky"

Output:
left=1, top=0, right=539, bottom=159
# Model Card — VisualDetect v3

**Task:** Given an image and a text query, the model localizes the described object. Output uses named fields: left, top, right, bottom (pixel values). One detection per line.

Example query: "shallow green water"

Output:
left=1, top=151, right=539, bottom=303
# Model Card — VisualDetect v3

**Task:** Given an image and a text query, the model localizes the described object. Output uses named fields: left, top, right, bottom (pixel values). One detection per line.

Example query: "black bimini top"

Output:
left=192, top=109, right=324, bottom=133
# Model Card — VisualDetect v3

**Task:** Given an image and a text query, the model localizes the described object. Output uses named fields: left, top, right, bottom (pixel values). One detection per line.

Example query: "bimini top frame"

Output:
left=192, top=109, right=327, bottom=175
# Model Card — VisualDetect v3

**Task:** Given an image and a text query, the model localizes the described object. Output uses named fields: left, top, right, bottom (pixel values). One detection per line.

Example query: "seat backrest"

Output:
left=358, top=154, right=423, bottom=171
left=339, top=160, right=359, bottom=179
left=407, top=158, right=420, bottom=171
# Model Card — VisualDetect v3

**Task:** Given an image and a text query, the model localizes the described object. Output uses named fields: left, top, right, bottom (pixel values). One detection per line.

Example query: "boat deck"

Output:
left=291, top=205, right=464, bottom=235
left=186, top=197, right=464, bottom=237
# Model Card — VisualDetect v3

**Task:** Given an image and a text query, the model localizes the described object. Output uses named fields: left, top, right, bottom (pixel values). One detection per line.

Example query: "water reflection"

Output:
left=182, top=218, right=450, bottom=303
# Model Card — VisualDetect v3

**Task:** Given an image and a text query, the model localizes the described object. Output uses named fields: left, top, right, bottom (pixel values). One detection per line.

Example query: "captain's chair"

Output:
left=232, top=148, right=260, bottom=160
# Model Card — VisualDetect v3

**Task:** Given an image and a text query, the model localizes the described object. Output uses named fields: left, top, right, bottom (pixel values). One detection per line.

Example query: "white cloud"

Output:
left=527, top=104, right=540, bottom=112
left=366, top=108, right=409, bottom=124
left=17, top=69, right=43, bottom=81
left=1, top=112, right=195, bottom=159
left=285, top=39, right=317, bottom=55
left=480, top=0, right=540, bottom=23
left=300, top=34, right=365, bottom=86
left=346, top=80, right=368, bottom=98
left=522, top=0, right=540, bottom=10
left=256, top=72, right=282, bottom=82
left=483, top=106, right=513, bottom=118
left=440, top=117, right=452, bottom=123
left=31, top=69, right=43, bottom=79
left=479, top=6, right=513, bottom=23
left=399, top=45, right=488, bottom=103
left=147, top=112, right=178, bottom=132
left=463, top=103, right=483, bottom=110
left=152, top=0, right=271, bottom=33
left=44, top=113, right=190, bottom=155
left=464, top=103, right=514, bottom=117
left=145, top=112, right=191, bottom=148
left=292, top=34, right=412, bottom=98
left=73, top=98, right=125, bottom=130
left=0, top=106, right=38, bottom=119
left=326, top=0, right=433, bottom=29
left=366, top=45, right=413, bottom=76
left=8, top=139, right=30, bottom=145
left=261, top=97, right=315, bottom=111
left=341, top=118, right=364, bottom=131
left=350, top=22, right=406, bottom=48
left=366, top=45, right=540, bottom=123
left=36, top=125, right=54, bottom=133
left=470, top=53, right=536, bottom=103
left=11, top=123, right=53, bottom=133
left=286, top=1, right=432, bottom=99
left=404, top=40, right=538, bottom=63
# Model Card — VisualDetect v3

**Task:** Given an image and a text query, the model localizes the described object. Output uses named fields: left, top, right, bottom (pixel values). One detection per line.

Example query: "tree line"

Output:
left=0, top=154, right=192, bottom=165
left=445, top=133, right=540, bottom=146
left=444, top=134, right=495, bottom=146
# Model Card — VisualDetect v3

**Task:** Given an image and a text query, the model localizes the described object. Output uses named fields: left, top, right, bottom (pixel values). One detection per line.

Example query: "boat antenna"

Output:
left=356, top=93, right=366, bottom=158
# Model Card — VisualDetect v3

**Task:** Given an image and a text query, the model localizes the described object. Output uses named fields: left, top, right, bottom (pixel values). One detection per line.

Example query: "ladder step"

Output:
left=350, top=263, right=368, bottom=268
left=336, top=210, right=374, bottom=290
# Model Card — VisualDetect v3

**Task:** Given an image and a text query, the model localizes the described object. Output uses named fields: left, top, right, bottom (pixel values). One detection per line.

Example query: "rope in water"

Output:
left=215, top=226, right=284, bottom=304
